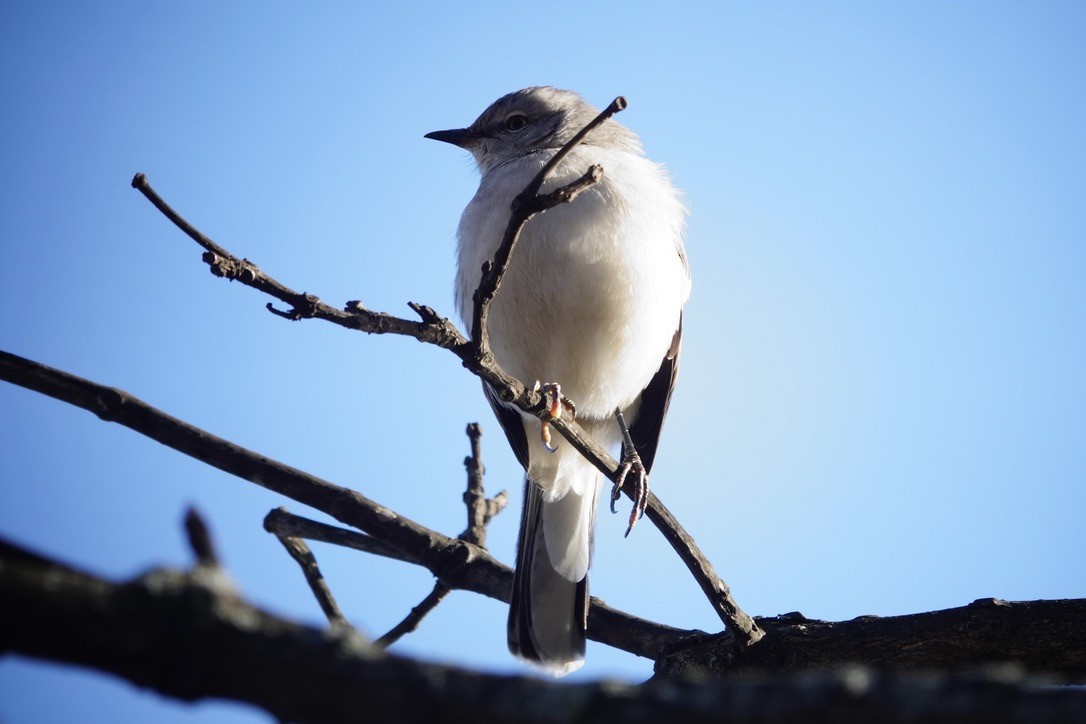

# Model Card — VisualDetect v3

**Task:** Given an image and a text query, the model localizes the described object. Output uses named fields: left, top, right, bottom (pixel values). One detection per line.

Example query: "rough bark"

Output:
left=657, top=602, right=1086, bottom=680
left=3, top=537, right=1084, bottom=724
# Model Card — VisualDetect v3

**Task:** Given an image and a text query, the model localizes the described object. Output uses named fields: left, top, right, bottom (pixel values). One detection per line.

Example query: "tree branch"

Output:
left=264, top=507, right=411, bottom=564
left=376, top=582, right=452, bottom=648
left=0, top=348, right=688, bottom=660
left=460, top=422, right=506, bottom=550
left=183, top=506, right=221, bottom=568
left=2, top=534, right=1083, bottom=723
left=274, top=531, right=351, bottom=627
left=131, top=172, right=467, bottom=350
left=375, top=422, right=505, bottom=646
left=656, top=601, right=1086, bottom=681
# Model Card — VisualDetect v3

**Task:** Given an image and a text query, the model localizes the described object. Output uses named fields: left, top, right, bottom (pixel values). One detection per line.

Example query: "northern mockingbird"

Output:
left=426, top=87, right=689, bottom=673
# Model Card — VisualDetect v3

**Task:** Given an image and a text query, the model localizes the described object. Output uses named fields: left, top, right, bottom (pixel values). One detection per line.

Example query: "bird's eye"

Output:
left=503, top=114, right=528, bottom=132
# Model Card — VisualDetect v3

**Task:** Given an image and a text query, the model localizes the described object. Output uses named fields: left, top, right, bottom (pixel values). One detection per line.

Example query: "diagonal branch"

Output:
left=376, top=582, right=452, bottom=648
left=130, top=173, right=466, bottom=350
left=274, top=529, right=351, bottom=628
left=0, top=348, right=690, bottom=660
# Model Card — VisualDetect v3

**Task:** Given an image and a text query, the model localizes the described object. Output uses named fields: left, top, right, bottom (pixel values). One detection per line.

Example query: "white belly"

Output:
left=456, top=146, right=688, bottom=419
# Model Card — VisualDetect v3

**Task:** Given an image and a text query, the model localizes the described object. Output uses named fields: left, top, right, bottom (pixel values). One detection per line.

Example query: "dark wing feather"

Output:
left=627, top=317, right=683, bottom=474
left=507, top=476, right=540, bottom=659
left=483, top=383, right=530, bottom=469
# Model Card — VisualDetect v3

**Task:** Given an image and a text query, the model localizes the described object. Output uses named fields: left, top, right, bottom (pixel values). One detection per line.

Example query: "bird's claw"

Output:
left=611, top=445, right=649, bottom=536
left=611, top=408, right=649, bottom=536
left=533, top=381, right=576, bottom=452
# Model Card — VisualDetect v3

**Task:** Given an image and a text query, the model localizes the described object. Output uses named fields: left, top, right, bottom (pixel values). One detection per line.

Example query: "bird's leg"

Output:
left=611, top=409, right=648, bottom=537
left=533, top=381, right=577, bottom=452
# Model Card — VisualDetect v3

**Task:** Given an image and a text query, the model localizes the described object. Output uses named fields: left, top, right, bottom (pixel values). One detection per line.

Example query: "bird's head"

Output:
left=425, top=86, right=640, bottom=174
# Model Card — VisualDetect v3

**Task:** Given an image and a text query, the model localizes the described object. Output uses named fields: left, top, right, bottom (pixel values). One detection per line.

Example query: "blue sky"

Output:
left=2, top=2, right=1084, bottom=721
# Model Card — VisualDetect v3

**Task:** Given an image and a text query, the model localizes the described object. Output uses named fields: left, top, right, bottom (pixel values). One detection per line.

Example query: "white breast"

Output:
left=456, top=146, right=689, bottom=419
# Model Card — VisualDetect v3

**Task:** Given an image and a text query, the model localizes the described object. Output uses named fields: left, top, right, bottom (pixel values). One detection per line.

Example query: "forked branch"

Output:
left=376, top=423, right=506, bottom=647
left=0, top=348, right=686, bottom=660
left=274, top=529, right=351, bottom=628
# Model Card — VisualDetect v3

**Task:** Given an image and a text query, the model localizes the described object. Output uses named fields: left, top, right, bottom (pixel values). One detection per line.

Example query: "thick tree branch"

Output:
left=256, top=511, right=1086, bottom=681
left=657, top=601, right=1086, bottom=681
left=2, top=535, right=1083, bottom=723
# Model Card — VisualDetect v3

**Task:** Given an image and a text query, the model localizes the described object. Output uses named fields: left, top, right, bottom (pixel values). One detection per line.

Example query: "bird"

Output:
left=425, top=87, right=689, bottom=674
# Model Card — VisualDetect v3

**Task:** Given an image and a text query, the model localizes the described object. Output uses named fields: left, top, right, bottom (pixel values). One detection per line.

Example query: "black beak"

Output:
left=424, top=127, right=475, bottom=148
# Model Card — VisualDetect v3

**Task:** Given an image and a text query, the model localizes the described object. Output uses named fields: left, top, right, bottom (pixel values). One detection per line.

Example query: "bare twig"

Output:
left=643, top=501, right=763, bottom=646
left=130, top=173, right=466, bottom=350
left=377, top=423, right=507, bottom=645
left=263, top=507, right=411, bottom=563
left=462, top=422, right=488, bottom=547
left=460, top=422, right=507, bottom=549
left=376, top=582, right=452, bottom=648
left=183, top=506, right=220, bottom=568
left=274, top=530, right=350, bottom=627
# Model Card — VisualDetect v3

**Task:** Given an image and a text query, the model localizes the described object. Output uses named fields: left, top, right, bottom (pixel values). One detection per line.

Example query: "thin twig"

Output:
left=263, top=507, right=411, bottom=563
left=274, top=531, right=350, bottom=627
left=183, top=507, right=221, bottom=568
left=377, top=423, right=507, bottom=645
left=376, top=582, right=452, bottom=648
left=460, top=422, right=508, bottom=549
left=462, top=422, right=487, bottom=547
left=260, top=428, right=501, bottom=651
left=130, top=173, right=466, bottom=350
left=642, top=499, right=763, bottom=645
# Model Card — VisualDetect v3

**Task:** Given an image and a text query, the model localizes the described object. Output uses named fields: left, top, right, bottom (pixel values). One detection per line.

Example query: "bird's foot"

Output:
left=533, top=381, right=576, bottom=452
left=611, top=409, right=649, bottom=536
